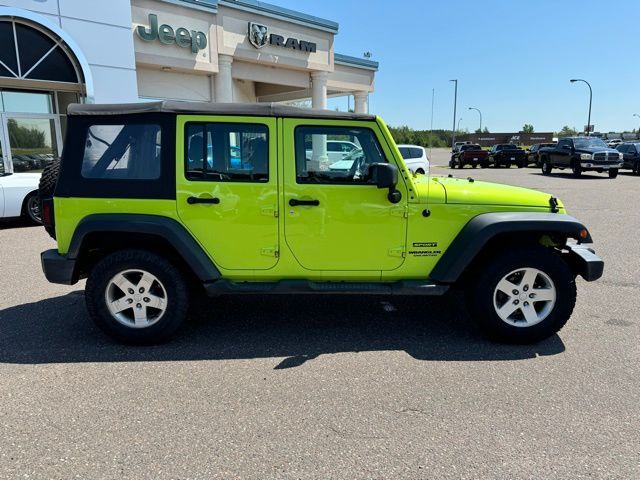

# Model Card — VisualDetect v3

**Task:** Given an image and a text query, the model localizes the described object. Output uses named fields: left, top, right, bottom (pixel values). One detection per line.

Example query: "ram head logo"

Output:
left=248, top=22, right=268, bottom=49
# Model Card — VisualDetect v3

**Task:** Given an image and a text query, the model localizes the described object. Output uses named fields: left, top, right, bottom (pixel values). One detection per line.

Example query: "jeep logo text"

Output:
left=137, top=13, right=207, bottom=54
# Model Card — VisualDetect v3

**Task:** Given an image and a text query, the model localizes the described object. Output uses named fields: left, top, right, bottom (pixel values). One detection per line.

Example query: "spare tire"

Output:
left=38, top=158, right=61, bottom=239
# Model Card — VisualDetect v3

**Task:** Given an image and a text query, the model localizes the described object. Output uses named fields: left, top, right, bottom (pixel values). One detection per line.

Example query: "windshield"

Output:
left=462, top=145, right=481, bottom=151
left=574, top=138, right=608, bottom=149
left=503, top=144, right=518, bottom=149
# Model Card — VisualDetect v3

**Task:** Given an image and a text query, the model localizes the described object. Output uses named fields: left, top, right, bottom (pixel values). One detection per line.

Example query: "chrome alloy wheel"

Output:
left=492, top=267, right=556, bottom=327
left=105, top=269, right=168, bottom=328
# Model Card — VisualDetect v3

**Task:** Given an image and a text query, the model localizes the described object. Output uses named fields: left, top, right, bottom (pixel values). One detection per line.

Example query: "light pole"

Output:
left=450, top=79, right=458, bottom=150
left=570, top=78, right=592, bottom=136
left=634, top=113, right=640, bottom=133
left=468, top=107, right=482, bottom=132
left=457, top=117, right=463, bottom=132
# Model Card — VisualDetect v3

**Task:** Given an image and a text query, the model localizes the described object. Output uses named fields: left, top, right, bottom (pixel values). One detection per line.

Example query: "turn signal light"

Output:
left=580, top=229, right=589, bottom=240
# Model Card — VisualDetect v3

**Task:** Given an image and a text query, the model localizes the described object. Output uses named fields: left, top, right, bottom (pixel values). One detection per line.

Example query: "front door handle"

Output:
left=289, top=198, right=320, bottom=207
left=187, top=196, right=220, bottom=205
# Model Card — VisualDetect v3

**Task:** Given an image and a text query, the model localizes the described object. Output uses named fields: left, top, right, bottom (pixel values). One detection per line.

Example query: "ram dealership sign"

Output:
left=137, top=13, right=207, bottom=54
left=248, top=22, right=316, bottom=52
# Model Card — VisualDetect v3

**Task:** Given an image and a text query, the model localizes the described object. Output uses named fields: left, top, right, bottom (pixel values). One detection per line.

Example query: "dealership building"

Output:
left=0, top=0, right=377, bottom=170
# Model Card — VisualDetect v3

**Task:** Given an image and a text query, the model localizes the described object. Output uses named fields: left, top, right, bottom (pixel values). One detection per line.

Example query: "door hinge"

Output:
left=390, top=206, right=408, bottom=218
left=388, top=247, right=405, bottom=258
left=261, top=247, right=279, bottom=257
left=261, top=206, right=279, bottom=217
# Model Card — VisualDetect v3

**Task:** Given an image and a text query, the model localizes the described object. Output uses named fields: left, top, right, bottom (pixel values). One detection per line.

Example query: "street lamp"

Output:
left=634, top=114, right=640, bottom=135
left=570, top=78, right=592, bottom=136
left=450, top=79, right=458, bottom=149
left=468, top=107, right=482, bottom=132
left=457, top=117, right=463, bottom=132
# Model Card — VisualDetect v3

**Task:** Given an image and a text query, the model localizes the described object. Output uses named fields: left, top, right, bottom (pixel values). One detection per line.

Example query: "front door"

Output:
left=282, top=119, right=408, bottom=272
left=176, top=116, right=279, bottom=270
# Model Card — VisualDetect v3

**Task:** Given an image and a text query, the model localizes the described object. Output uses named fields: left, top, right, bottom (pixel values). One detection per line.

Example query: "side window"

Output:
left=557, top=139, right=569, bottom=149
left=294, top=126, right=387, bottom=184
left=398, top=147, right=410, bottom=159
left=617, top=144, right=627, bottom=153
left=81, top=124, right=161, bottom=179
left=185, top=123, right=268, bottom=182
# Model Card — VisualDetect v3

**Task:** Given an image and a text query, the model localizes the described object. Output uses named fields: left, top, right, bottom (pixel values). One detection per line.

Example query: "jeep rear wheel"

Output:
left=608, top=168, right=618, bottom=179
left=85, top=249, right=189, bottom=344
left=541, top=158, right=552, bottom=175
left=465, top=246, right=576, bottom=344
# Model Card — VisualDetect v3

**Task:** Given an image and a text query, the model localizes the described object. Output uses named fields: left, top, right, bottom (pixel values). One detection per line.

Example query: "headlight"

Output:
left=580, top=153, right=592, bottom=160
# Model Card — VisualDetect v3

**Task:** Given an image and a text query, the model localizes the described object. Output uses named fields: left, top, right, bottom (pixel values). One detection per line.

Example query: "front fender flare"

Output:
left=429, top=212, right=592, bottom=283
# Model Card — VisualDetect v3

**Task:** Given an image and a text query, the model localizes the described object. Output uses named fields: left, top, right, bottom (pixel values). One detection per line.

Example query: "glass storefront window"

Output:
left=8, top=117, right=58, bottom=172
left=1, top=91, right=53, bottom=114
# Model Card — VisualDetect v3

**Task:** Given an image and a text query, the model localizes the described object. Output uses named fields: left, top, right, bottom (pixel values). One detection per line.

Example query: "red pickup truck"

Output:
left=450, top=144, right=489, bottom=169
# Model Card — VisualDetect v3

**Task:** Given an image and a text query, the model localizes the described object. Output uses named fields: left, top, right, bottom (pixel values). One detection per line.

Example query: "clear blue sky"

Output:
left=274, top=0, right=639, bottom=133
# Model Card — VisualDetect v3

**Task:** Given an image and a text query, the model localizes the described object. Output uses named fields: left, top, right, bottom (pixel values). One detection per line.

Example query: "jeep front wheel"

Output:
left=85, top=249, right=189, bottom=344
left=466, top=247, right=576, bottom=344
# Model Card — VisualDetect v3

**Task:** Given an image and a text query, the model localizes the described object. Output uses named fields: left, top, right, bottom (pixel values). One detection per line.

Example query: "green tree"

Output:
left=7, top=119, right=46, bottom=148
left=556, top=126, right=578, bottom=137
left=522, top=124, right=534, bottom=133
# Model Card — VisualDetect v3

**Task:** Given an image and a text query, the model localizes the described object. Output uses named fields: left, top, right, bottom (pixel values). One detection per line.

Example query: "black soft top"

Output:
left=67, top=101, right=376, bottom=121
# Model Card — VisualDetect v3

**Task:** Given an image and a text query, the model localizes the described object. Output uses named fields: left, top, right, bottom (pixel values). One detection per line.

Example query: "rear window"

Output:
left=399, top=147, right=423, bottom=159
left=81, top=124, right=161, bottom=179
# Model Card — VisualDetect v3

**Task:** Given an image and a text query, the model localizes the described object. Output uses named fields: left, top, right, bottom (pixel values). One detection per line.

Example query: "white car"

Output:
left=607, top=139, right=623, bottom=148
left=0, top=171, right=42, bottom=224
left=397, top=144, right=430, bottom=174
left=306, top=140, right=359, bottom=162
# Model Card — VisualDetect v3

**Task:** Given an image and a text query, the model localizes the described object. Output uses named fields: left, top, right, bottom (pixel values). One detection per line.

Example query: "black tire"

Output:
left=608, top=168, right=618, bottom=179
left=415, top=168, right=425, bottom=175
left=21, top=192, right=42, bottom=224
left=465, top=246, right=576, bottom=344
left=472, top=163, right=477, bottom=168
left=480, top=161, right=488, bottom=168
left=571, top=162, right=582, bottom=178
left=541, top=158, right=552, bottom=175
left=38, top=158, right=61, bottom=239
left=516, top=160, right=524, bottom=168
left=85, top=249, right=190, bottom=345
left=633, top=161, right=640, bottom=175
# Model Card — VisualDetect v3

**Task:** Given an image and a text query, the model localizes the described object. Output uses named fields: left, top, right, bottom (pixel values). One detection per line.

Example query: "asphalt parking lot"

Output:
left=0, top=148, right=638, bottom=479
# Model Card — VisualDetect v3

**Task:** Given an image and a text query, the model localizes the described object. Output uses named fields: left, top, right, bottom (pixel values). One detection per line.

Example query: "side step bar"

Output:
left=203, top=279, right=449, bottom=297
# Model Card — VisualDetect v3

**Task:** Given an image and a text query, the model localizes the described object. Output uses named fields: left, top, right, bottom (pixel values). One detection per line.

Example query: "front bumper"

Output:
left=580, top=161, right=623, bottom=170
left=41, top=249, right=78, bottom=285
left=566, top=244, right=604, bottom=281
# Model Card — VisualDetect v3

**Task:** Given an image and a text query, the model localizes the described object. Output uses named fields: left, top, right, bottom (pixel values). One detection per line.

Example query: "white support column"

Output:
left=214, top=54, right=233, bottom=103
left=310, top=71, right=328, bottom=167
left=354, top=91, right=369, bottom=114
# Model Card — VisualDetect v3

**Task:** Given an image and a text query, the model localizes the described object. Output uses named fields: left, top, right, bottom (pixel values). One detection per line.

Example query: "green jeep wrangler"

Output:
left=39, top=101, right=603, bottom=345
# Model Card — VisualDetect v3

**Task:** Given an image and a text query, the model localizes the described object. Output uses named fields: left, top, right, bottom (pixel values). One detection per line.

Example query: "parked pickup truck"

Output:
left=449, top=144, right=488, bottom=169
left=539, top=137, right=623, bottom=178
left=486, top=144, right=527, bottom=168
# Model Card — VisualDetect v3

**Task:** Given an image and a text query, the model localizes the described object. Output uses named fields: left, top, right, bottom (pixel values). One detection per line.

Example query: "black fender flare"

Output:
left=429, top=212, right=592, bottom=283
left=67, top=214, right=221, bottom=281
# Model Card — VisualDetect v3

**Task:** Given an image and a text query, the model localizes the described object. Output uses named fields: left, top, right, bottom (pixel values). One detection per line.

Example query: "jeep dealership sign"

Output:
left=248, top=22, right=316, bottom=53
left=137, top=13, right=207, bottom=54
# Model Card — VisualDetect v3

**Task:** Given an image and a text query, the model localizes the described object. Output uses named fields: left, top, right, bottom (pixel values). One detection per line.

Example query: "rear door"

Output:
left=282, top=119, right=408, bottom=272
left=176, top=115, right=279, bottom=270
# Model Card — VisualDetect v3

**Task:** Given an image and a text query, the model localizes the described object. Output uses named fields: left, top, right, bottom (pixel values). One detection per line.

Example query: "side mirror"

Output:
left=368, top=163, right=402, bottom=204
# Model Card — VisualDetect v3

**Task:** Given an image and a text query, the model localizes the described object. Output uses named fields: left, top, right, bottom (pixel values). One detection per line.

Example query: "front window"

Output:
left=574, top=138, right=608, bottom=149
left=81, top=124, right=161, bottom=179
left=295, top=126, right=386, bottom=184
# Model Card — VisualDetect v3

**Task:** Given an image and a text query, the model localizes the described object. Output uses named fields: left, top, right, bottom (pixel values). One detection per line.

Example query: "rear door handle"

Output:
left=289, top=198, right=320, bottom=207
left=187, top=196, right=220, bottom=205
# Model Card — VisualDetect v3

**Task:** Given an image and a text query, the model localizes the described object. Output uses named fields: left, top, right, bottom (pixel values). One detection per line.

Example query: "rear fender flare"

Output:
left=67, top=214, right=221, bottom=281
